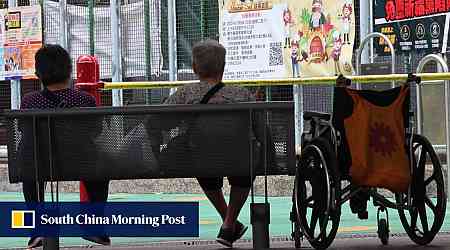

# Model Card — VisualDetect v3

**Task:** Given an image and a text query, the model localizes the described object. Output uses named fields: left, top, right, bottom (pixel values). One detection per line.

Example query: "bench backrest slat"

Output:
left=5, top=103, right=295, bottom=183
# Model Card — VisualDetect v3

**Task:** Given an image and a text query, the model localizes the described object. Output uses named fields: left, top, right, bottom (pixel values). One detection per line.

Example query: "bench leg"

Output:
left=251, top=203, right=270, bottom=249
left=43, top=237, right=59, bottom=250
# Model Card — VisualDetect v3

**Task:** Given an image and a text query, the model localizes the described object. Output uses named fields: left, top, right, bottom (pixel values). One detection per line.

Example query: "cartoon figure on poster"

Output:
left=331, top=31, right=343, bottom=75
left=291, top=41, right=301, bottom=77
left=309, top=0, right=326, bottom=32
left=306, top=0, right=330, bottom=63
left=341, top=1, right=352, bottom=44
left=283, top=8, right=294, bottom=48
left=297, top=31, right=309, bottom=63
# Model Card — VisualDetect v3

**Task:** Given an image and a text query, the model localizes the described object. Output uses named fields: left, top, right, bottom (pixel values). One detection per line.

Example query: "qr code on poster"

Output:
left=269, top=42, right=283, bottom=66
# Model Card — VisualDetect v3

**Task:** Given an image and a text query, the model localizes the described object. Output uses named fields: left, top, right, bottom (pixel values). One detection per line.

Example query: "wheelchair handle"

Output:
left=336, top=74, right=351, bottom=87
left=407, top=73, right=421, bottom=85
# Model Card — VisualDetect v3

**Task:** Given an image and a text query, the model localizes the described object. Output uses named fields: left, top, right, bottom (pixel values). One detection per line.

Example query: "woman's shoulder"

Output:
left=164, top=82, right=205, bottom=104
left=22, top=91, right=42, bottom=100
left=21, top=91, right=46, bottom=109
left=221, top=85, right=255, bottom=101
left=63, top=89, right=97, bottom=106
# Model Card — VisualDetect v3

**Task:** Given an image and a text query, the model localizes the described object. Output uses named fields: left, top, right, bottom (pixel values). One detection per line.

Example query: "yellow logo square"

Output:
left=11, top=210, right=35, bottom=229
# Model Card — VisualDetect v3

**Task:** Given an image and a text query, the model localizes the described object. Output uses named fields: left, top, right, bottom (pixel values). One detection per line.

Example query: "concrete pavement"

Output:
left=59, top=234, right=450, bottom=250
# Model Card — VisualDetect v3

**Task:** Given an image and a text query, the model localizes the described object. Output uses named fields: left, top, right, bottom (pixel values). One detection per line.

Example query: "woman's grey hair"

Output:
left=192, top=39, right=226, bottom=79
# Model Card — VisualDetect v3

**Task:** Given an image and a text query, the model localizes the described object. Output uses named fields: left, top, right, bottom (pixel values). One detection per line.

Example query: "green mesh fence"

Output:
left=121, top=0, right=154, bottom=105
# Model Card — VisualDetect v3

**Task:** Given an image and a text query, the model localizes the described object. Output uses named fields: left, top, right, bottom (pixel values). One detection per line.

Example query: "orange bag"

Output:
left=343, top=86, right=411, bottom=193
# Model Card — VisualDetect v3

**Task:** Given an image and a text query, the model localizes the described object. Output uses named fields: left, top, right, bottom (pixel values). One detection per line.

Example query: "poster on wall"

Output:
left=219, top=0, right=355, bottom=80
left=0, top=5, right=42, bottom=81
left=373, top=0, right=450, bottom=55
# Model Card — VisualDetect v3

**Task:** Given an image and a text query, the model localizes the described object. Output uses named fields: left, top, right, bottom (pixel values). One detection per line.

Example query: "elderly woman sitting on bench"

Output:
left=164, top=39, right=255, bottom=247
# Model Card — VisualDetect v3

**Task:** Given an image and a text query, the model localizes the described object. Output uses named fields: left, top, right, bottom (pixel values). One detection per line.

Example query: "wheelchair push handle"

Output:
left=334, top=73, right=420, bottom=87
left=406, top=73, right=421, bottom=85
left=336, top=74, right=351, bottom=87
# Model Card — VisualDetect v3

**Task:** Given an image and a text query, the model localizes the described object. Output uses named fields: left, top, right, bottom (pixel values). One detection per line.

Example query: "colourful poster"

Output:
left=219, top=0, right=355, bottom=79
left=2, top=5, right=42, bottom=80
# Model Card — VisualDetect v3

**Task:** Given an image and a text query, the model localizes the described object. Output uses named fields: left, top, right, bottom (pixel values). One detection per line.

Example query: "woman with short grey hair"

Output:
left=165, top=39, right=255, bottom=247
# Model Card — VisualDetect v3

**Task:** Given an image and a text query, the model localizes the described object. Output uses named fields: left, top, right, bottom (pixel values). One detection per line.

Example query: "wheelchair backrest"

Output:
left=332, top=86, right=410, bottom=129
left=331, top=85, right=411, bottom=176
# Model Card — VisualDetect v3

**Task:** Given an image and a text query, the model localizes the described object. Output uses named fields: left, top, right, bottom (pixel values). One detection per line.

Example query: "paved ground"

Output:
left=2, top=192, right=449, bottom=249
left=59, top=234, right=450, bottom=250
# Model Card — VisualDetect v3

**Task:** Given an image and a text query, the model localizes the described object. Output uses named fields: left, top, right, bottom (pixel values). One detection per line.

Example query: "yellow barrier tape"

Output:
left=102, top=72, right=450, bottom=90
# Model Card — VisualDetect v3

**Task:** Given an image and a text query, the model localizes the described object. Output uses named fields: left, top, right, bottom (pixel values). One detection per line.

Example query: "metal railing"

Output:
left=356, top=32, right=396, bottom=89
left=416, top=54, right=450, bottom=198
left=101, top=73, right=450, bottom=89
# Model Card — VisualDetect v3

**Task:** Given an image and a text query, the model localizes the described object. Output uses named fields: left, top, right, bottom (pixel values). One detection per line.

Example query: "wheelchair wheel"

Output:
left=396, top=134, right=447, bottom=245
left=294, top=138, right=341, bottom=250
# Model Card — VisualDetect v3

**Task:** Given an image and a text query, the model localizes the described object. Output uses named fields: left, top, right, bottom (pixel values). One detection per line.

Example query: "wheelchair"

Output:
left=290, top=75, right=447, bottom=249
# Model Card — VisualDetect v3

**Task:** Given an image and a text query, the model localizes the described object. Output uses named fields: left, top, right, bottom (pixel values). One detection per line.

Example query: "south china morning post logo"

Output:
left=39, top=213, right=187, bottom=227
left=11, top=210, right=35, bottom=229
left=0, top=202, right=198, bottom=237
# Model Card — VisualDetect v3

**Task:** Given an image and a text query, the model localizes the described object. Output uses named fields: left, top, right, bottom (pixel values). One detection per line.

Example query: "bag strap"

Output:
left=199, top=82, right=225, bottom=104
left=182, top=81, right=224, bottom=144
left=41, top=88, right=67, bottom=108
left=152, top=82, right=225, bottom=157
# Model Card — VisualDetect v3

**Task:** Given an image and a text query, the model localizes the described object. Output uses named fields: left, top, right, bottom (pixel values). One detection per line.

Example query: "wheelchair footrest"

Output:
left=350, top=190, right=370, bottom=220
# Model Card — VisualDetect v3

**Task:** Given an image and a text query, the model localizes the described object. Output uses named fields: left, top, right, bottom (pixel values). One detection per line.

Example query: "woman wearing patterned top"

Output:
left=164, top=40, right=255, bottom=247
left=21, top=45, right=110, bottom=248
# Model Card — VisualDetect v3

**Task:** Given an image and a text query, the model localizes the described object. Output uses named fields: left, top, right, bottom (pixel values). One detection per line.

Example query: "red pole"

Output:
left=75, top=55, right=102, bottom=202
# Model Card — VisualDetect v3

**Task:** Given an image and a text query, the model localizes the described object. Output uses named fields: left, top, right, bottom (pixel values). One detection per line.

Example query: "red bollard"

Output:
left=75, top=55, right=102, bottom=202
left=75, top=55, right=102, bottom=105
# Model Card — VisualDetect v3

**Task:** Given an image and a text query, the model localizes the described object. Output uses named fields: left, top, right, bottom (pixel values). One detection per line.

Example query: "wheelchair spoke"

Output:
left=310, top=206, right=320, bottom=236
left=417, top=148, right=426, bottom=169
left=418, top=206, right=429, bottom=233
left=410, top=208, right=418, bottom=230
left=424, top=196, right=437, bottom=215
left=424, top=174, right=434, bottom=186
left=318, top=215, right=328, bottom=242
left=425, top=195, right=438, bottom=216
left=319, top=213, right=325, bottom=232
